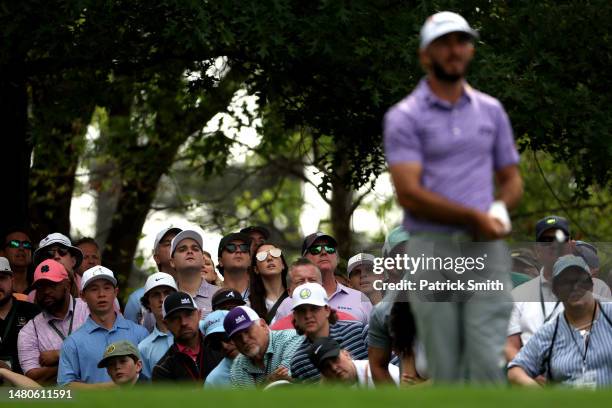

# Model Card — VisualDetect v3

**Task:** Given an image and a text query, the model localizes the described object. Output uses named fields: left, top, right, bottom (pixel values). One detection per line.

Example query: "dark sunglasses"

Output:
left=224, top=243, right=249, bottom=253
left=6, top=240, right=33, bottom=250
left=308, top=245, right=336, bottom=255
left=44, top=247, right=69, bottom=258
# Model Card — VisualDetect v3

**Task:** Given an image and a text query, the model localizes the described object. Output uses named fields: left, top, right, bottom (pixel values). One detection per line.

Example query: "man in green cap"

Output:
left=97, top=340, right=144, bottom=386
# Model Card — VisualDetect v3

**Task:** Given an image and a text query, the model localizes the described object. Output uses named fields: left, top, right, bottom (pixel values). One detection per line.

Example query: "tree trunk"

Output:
left=102, top=68, right=244, bottom=288
left=330, top=159, right=354, bottom=258
left=0, top=62, right=31, bottom=235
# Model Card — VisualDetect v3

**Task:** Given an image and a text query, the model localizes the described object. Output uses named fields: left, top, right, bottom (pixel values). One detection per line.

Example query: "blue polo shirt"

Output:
left=204, top=357, right=233, bottom=388
left=138, top=326, right=174, bottom=379
left=58, top=314, right=149, bottom=385
left=124, top=287, right=145, bottom=324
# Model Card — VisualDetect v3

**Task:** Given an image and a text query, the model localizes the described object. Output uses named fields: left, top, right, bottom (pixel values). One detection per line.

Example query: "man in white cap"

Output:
left=170, top=229, right=217, bottom=318
left=124, top=226, right=181, bottom=329
left=289, top=282, right=368, bottom=382
left=137, top=272, right=177, bottom=379
left=33, top=233, right=83, bottom=297
left=383, top=11, right=523, bottom=383
left=57, top=266, right=148, bottom=388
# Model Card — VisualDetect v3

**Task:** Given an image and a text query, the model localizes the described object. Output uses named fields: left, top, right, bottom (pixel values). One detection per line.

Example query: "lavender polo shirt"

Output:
left=383, top=79, right=520, bottom=233
left=17, top=297, right=90, bottom=374
left=193, top=279, right=219, bottom=319
left=272, top=283, right=372, bottom=324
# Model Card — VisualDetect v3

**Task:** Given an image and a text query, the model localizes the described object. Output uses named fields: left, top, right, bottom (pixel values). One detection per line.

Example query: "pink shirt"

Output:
left=17, top=297, right=90, bottom=374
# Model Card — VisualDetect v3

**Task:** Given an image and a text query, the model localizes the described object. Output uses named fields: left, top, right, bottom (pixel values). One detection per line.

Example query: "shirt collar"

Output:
left=85, top=313, right=129, bottom=334
left=152, top=325, right=171, bottom=339
left=244, top=329, right=276, bottom=374
left=333, top=282, right=350, bottom=298
left=196, top=279, right=215, bottom=298
left=418, top=77, right=472, bottom=109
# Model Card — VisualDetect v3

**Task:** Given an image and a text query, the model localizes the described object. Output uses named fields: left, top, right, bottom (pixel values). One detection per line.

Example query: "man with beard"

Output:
left=0, top=257, right=40, bottom=375
left=152, top=292, right=222, bottom=382
left=384, top=12, right=523, bottom=383
left=17, top=260, right=89, bottom=385
left=224, top=305, right=302, bottom=388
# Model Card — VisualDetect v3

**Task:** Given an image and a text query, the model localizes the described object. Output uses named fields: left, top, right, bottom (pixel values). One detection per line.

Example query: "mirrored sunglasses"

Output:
left=308, top=245, right=336, bottom=255
left=255, top=248, right=282, bottom=262
left=6, top=240, right=33, bottom=250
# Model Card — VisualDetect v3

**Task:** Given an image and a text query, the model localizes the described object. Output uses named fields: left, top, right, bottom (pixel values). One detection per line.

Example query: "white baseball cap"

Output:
left=420, top=11, right=478, bottom=49
left=152, top=226, right=182, bottom=254
left=34, top=232, right=83, bottom=268
left=143, top=272, right=177, bottom=296
left=170, top=230, right=203, bottom=256
left=81, top=265, right=118, bottom=291
left=0, top=257, right=12, bottom=275
left=291, top=282, right=329, bottom=310
left=347, top=253, right=376, bottom=275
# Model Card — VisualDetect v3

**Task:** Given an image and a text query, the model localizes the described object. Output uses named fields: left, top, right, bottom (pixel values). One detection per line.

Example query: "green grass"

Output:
left=3, top=386, right=612, bottom=407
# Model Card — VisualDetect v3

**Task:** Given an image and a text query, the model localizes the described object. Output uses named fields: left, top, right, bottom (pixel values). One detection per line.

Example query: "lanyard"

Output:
left=0, top=303, right=17, bottom=345
left=48, top=298, right=76, bottom=341
left=564, top=303, right=598, bottom=370
left=539, top=276, right=560, bottom=323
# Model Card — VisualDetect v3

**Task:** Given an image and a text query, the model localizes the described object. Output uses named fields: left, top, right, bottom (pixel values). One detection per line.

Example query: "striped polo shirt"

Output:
left=290, top=320, right=369, bottom=382
left=509, top=302, right=612, bottom=388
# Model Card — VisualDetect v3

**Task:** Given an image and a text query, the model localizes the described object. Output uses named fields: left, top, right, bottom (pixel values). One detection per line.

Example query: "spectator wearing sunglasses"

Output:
left=506, top=216, right=611, bottom=363
left=137, top=272, right=177, bottom=379
left=1, top=229, right=34, bottom=296
left=201, top=310, right=238, bottom=388
left=17, top=260, right=89, bottom=385
left=218, top=233, right=252, bottom=301
left=509, top=255, right=612, bottom=388
left=248, top=243, right=289, bottom=323
left=275, top=233, right=372, bottom=324
left=33, top=233, right=83, bottom=298
left=170, top=230, right=217, bottom=319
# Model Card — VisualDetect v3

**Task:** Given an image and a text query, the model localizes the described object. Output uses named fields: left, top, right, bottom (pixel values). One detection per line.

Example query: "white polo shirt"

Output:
left=508, top=269, right=611, bottom=345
